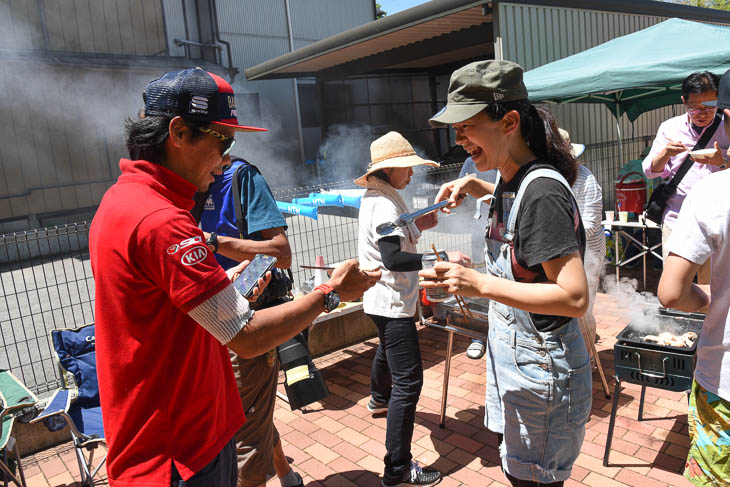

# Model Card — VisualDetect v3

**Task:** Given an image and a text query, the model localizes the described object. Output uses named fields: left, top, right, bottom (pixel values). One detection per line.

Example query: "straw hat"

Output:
left=558, top=128, right=585, bottom=158
left=354, top=131, right=439, bottom=186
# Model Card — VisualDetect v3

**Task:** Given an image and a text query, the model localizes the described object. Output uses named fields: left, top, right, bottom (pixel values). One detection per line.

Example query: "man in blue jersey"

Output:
left=198, top=157, right=301, bottom=487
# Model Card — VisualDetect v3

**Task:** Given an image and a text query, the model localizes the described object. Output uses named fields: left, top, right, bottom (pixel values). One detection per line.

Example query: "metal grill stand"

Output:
left=603, top=310, right=702, bottom=466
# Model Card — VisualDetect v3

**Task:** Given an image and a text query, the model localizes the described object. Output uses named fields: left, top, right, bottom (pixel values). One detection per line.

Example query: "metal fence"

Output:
left=273, top=162, right=472, bottom=292
left=0, top=136, right=651, bottom=394
left=581, top=135, right=654, bottom=211
left=0, top=224, right=94, bottom=395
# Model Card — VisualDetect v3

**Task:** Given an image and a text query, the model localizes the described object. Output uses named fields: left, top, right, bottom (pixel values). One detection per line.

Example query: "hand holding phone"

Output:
left=232, top=254, right=278, bottom=298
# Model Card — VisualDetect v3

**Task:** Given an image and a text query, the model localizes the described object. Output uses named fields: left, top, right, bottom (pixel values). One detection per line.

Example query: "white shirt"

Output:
left=572, top=164, right=605, bottom=255
left=358, top=178, right=420, bottom=318
left=667, top=170, right=730, bottom=400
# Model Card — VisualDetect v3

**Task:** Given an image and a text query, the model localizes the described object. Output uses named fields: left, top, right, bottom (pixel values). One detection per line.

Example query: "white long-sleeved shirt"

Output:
left=572, top=164, right=605, bottom=255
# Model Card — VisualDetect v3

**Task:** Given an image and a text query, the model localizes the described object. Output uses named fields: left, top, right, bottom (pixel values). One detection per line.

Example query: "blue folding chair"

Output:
left=31, top=324, right=105, bottom=487
left=0, top=370, right=38, bottom=487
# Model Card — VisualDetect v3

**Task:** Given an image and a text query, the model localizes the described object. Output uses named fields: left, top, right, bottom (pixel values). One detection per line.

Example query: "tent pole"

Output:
left=615, top=103, right=624, bottom=169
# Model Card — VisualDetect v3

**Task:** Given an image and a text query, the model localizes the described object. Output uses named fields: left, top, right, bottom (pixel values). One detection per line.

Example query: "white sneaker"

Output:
left=466, top=341, right=485, bottom=359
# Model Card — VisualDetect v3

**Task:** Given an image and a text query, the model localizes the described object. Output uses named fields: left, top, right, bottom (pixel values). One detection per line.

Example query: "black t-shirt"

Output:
left=491, top=161, right=586, bottom=331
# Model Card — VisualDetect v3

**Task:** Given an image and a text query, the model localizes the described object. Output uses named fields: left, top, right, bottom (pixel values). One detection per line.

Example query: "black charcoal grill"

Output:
left=604, top=308, right=704, bottom=466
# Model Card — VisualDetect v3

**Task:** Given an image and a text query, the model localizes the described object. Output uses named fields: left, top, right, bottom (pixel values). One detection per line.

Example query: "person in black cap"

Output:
left=89, top=67, right=380, bottom=487
left=420, top=60, right=590, bottom=487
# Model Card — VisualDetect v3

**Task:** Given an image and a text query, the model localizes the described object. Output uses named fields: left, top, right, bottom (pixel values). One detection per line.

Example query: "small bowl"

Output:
left=690, top=148, right=716, bottom=160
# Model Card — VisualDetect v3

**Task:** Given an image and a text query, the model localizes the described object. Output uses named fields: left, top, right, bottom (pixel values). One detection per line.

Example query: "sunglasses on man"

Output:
left=198, top=127, right=236, bottom=158
left=685, top=103, right=717, bottom=115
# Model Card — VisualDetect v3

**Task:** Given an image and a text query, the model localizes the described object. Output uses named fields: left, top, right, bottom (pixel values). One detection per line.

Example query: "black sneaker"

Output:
left=367, top=397, right=388, bottom=414
left=382, top=461, right=442, bottom=487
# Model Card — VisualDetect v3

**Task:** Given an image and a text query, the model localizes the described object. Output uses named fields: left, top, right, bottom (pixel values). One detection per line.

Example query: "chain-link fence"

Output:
left=274, top=162, right=472, bottom=291
left=0, top=136, right=651, bottom=394
left=582, top=135, right=654, bottom=211
left=0, top=223, right=94, bottom=395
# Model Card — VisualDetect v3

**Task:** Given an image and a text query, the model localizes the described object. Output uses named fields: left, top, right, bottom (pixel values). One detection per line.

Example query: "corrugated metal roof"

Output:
left=246, top=0, right=730, bottom=81
left=246, top=0, right=493, bottom=80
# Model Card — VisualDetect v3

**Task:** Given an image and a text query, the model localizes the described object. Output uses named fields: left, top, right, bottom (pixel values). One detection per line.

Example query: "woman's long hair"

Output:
left=483, top=101, right=577, bottom=185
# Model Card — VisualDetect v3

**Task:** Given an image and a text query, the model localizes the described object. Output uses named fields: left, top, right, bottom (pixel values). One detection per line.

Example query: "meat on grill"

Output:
left=643, top=331, right=697, bottom=348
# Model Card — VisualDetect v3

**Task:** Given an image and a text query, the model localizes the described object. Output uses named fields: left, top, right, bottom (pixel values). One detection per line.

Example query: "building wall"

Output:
left=0, top=0, right=171, bottom=232
left=0, top=0, right=167, bottom=55
left=0, top=0, right=375, bottom=231
left=161, top=0, right=376, bottom=187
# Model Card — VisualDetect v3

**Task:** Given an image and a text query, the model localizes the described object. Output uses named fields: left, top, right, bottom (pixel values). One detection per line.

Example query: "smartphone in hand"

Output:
left=233, top=254, right=278, bottom=298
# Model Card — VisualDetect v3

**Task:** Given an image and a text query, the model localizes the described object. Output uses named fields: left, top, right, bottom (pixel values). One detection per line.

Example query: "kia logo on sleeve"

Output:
left=181, top=245, right=208, bottom=266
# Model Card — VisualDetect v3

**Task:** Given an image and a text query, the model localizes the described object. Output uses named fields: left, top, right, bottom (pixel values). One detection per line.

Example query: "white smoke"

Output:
left=315, top=123, right=375, bottom=185
left=602, top=275, right=682, bottom=335
left=233, top=113, right=302, bottom=188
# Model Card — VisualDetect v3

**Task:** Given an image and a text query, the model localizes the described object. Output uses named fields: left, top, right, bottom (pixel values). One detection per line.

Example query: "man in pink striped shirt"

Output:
left=643, top=71, right=729, bottom=283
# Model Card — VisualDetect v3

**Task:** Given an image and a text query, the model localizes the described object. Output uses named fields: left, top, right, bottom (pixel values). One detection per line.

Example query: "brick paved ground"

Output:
left=20, top=293, right=695, bottom=487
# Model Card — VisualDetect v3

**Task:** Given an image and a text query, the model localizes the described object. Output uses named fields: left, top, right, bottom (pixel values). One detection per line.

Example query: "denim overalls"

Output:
left=483, top=168, right=592, bottom=483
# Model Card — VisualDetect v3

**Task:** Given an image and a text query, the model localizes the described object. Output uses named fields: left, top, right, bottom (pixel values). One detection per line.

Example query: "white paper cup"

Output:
left=618, top=211, right=629, bottom=223
left=605, top=210, right=614, bottom=221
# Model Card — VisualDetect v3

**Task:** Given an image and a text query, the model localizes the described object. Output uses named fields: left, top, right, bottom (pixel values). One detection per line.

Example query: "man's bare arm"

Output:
left=207, top=227, right=292, bottom=268
left=226, top=260, right=380, bottom=358
left=658, top=253, right=710, bottom=313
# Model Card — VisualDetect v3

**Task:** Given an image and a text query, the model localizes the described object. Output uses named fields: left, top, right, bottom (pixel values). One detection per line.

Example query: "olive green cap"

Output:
left=429, top=60, right=528, bottom=127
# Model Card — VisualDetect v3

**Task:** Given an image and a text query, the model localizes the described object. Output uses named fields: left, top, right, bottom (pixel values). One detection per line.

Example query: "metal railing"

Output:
left=0, top=136, right=651, bottom=394
left=0, top=224, right=94, bottom=394
left=582, top=135, right=654, bottom=211
left=274, top=162, right=472, bottom=292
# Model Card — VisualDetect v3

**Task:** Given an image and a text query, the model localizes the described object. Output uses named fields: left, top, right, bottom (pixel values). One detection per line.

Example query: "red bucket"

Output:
left=615, top=172, right=646, bottom=213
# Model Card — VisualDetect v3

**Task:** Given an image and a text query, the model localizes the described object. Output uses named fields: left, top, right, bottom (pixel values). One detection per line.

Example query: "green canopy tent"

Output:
left=523, top=17, right=730, bottom=162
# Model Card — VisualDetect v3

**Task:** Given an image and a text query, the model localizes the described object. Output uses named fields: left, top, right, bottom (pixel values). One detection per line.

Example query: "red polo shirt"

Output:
left=90, top=159, right=244, bottom=486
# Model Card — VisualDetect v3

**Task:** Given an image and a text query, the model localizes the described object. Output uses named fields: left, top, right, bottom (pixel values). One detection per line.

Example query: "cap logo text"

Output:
left=494, top=93, right=504, bottom=101
left=227, top=95, right=236, bottom=109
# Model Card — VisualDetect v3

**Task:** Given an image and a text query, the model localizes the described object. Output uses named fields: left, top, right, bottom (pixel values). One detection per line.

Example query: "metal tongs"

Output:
left=376, top=200, right=449, bottom=236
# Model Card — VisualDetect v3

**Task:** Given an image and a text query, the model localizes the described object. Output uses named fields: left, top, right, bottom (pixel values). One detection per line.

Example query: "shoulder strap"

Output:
left=504, top=168, right=574, bottom=242
left=669, top=113, right=722, bottom=190
left=231, top=159, right=249, bottom=239
left=190, top=191, right=209, bottom=225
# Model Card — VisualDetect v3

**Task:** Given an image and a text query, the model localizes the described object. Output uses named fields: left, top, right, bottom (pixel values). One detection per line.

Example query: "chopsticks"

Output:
left=431, top=244, right=476, bottom=326
left=300, top=265, right=335, bottom=270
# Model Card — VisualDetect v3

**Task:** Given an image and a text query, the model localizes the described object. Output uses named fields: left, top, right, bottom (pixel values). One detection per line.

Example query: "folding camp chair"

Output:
left=31, top=324, right=105, bottom=487
left=0, top=369, right=37, bottom=487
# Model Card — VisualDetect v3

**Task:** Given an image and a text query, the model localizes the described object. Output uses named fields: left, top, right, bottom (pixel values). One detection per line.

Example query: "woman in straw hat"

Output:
left=356, top=131, right=469, bottom=487
left=421, top=60, right=591, bottom=487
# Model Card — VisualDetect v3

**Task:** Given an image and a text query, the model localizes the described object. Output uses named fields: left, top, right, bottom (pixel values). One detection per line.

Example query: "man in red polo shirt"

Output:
left=89, top=68, right=380, bottom=487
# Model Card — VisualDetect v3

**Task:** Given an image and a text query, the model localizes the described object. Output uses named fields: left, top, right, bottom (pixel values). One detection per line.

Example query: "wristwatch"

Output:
left=206, top=232, right=219, bottom=252
left=314, top=284, right=340, bottom=313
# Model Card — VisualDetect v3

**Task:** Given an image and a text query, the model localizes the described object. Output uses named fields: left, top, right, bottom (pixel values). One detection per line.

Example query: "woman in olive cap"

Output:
left=421, top=60, right=591, bottom=487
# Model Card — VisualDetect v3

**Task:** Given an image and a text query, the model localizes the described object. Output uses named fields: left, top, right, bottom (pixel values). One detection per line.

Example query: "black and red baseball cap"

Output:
left=143, top=67, right=267, bottom=132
